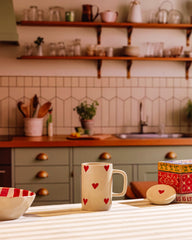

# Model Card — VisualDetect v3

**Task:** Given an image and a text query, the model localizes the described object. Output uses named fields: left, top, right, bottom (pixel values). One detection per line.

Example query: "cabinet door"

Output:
left=137, top=164, right=158, bottom=181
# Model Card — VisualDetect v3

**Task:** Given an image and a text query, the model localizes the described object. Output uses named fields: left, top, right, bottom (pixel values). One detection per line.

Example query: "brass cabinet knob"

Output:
left=36, top=188, right=49, bottom=196
left=165, top=151, right=177, bottom=159
left=36, top=153, right=48, bottom=161
left=36, top=170, right=48, bottom=178
left=99, top=152, right=111, bottom=160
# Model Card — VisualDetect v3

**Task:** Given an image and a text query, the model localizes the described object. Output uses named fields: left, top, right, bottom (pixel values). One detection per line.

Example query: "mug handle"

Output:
left=92, top=5, right=99, bottom=21
left=112, top=169, right=128, bottom=197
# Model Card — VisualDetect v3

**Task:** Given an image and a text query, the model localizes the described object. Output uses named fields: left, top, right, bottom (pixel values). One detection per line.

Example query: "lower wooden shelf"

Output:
left=17, top=56, right=192, bottom=79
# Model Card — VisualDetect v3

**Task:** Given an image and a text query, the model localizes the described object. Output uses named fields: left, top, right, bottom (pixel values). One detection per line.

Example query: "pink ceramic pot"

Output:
left=100, top=10, right=118, bottom=23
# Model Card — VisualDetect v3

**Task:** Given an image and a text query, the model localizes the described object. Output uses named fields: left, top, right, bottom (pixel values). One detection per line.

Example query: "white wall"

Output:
left=0, top=0, right=191, bottom=77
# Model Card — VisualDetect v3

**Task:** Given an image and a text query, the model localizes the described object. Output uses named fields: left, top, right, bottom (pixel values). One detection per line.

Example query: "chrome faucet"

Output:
left=139, top=102, right=148, bottom=134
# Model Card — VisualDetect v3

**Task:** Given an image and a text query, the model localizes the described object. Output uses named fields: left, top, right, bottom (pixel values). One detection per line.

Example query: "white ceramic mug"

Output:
left=81, top=162, right=127, bottom=211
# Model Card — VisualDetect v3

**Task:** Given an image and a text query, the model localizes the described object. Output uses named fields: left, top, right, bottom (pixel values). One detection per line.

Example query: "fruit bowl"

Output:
left=0, top=187, right=36, bottom=221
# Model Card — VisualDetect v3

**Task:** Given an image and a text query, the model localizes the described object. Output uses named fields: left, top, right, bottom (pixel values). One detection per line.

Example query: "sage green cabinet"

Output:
left=12, top=145, right=192, bottom=205
left=13, top=148, right=71, bottom=206
left=72, top=146, right=192, bottom=203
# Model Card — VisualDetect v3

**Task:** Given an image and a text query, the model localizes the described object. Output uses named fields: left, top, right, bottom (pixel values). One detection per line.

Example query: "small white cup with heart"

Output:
left=81, top=162, right=127, bottom=211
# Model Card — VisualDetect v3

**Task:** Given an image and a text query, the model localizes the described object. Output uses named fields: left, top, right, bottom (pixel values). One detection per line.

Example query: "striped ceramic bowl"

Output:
left=0, top=187, right=36, bottom=221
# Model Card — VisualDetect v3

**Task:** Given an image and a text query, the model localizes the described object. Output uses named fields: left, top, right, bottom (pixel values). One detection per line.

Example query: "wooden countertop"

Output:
left=1, top=135, right=192, bottom=148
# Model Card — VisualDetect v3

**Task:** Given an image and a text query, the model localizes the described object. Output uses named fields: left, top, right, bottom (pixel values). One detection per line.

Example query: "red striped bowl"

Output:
left=0, top=187, right=36, bottom=221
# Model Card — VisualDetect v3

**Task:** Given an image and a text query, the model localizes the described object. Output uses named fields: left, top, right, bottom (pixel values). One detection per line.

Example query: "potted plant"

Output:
left=73, top=100, right=99, bottom=135
left=185, top=99, right=192, bottom=133
left=34, top=36, right=44, bottom=56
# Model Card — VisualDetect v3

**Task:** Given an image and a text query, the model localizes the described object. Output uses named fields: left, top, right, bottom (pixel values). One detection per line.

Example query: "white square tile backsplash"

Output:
left=0, top=76, right=191, bottom=136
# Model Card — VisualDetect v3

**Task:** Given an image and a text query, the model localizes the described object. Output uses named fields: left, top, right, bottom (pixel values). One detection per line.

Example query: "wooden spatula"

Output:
left=37, top=102, right=51, bottom=118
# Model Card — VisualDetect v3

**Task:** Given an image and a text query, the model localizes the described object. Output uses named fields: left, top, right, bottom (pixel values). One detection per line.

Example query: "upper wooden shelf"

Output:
left=17, top=21, right=192, bottom=28
left=17, top=21, right=192, bottom=46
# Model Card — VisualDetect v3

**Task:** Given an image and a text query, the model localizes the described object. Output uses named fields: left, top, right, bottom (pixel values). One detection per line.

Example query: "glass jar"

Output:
left=74, top=39, right=81, bottom=56
left=37, top=10, right=44, bottom=21
left=29, top=6, right=38, bottom=21
left=48, top=43, right=57, bottom=56
left=57, top=42, right=66, bottom=56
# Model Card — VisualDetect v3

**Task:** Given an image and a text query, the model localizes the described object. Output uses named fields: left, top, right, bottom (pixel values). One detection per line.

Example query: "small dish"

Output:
left=0, top=187, right=36, bottom=221
left=123, top=45, right=140, bottom=57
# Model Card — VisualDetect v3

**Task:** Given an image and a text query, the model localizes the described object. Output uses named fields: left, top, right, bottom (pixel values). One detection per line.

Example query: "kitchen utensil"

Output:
left=20, top=102, right=30, bottom=118
left=127, top=0, right=142, bottom=23
left=0, top=187, right=35, bottom=221
left=81, top=162, right=127, bottom=211
left=100, top=10, right=118, bottom=23
left=37, top=102, right=51, bottom=118
left=157, top=0, right=173, bottom=24
left=82, top=4, right=99, bottom=22
left=30, top=94, right=39, bottom=118
left=17, top=101, right=26, bottom=117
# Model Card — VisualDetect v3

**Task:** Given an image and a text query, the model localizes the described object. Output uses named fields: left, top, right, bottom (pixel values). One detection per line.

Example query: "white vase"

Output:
left=36, top=45, right=43, bottom=56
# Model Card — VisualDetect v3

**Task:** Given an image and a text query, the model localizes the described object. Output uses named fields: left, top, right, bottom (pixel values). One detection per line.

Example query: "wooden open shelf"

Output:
left=18, top=56, right=192, bottom=79
left=18, top=21, right=192, bottom=46
left=17, top=21, right=192, bottom=79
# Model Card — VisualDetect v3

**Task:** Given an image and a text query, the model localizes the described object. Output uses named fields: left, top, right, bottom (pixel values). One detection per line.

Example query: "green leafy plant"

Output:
left=73, top=100, right=99, bottom=120
left=185, top=99, right=192, bottom=122
left=34, top=36, right=44, bottom=46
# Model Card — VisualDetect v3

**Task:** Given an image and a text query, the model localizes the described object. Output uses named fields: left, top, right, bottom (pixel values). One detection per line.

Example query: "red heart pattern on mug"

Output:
left=158, top=190, right=165, bottom=194
left=104, top=198, right=109, bottom=204
left=92, top=183, right=99, bottom=189
left=104, top=165, right=109, bottom=171
left=83, top=198, right=88, bottom=205
left=84, top=165, right=89, bottom=172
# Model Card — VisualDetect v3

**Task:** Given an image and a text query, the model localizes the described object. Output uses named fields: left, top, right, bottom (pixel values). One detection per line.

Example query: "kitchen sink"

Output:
left=116, top=133, right=183, bottom=139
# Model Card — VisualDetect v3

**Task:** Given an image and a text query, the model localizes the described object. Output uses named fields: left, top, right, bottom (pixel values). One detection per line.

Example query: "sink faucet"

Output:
left=139, top=102, right=148, bottom=134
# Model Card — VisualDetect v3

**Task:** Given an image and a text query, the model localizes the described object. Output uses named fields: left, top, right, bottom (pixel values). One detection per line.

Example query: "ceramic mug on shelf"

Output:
left=81, top=162, right=127, bottom=211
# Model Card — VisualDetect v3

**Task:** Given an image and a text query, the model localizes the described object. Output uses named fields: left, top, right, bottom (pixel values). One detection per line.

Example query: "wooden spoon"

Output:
left=17, top=101, right=26, bottom=117
left=37, top=102, right=51, bottom=118
left=20, top=103, right=30, bottom=118
left=17, top=101, right=29, bottom=118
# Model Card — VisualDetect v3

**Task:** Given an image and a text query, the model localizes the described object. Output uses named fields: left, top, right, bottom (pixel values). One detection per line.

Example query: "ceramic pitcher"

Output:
left=82, top=4, right=99, bottom=22
left=127, top=0, right=142, bottom=23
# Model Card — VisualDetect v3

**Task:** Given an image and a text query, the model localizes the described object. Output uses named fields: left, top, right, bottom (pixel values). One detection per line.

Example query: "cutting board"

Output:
left=67, top=134, right=112, bottom=140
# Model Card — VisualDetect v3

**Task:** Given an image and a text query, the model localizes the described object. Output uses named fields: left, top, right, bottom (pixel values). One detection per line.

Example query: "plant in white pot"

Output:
left=34, top=36, right=44, bottom=56
left=73, top=100, right=99, bottom=135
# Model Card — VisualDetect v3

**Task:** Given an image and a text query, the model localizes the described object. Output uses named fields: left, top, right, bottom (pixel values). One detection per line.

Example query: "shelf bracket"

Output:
left=186, top=61, right=192, bottom=80
left=127, top=60, right=132, bottom=78
left=127, top=27, right=133, bottom=46
left=97, top=26, right=102, bottom=44
left=97, top=59, right=102, bottom=78
left=186, top=28, right=192, bottom=47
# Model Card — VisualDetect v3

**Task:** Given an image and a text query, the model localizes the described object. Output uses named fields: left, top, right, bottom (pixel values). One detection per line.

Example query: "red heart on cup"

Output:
left=83, top=198, right=88, bottom=205
left=84, top=165, right=89, bottom=172
left=92, top=183, right=99, bottom=189
left=104, top=198, right=109, bottom=204
left=158, top=190, right=165, bottom=194
left=104, top=165, right=109, bottom=171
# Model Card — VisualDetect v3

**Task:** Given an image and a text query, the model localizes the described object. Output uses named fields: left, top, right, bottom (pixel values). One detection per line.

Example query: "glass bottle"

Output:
left=74, top=39, right=81, bottom=56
